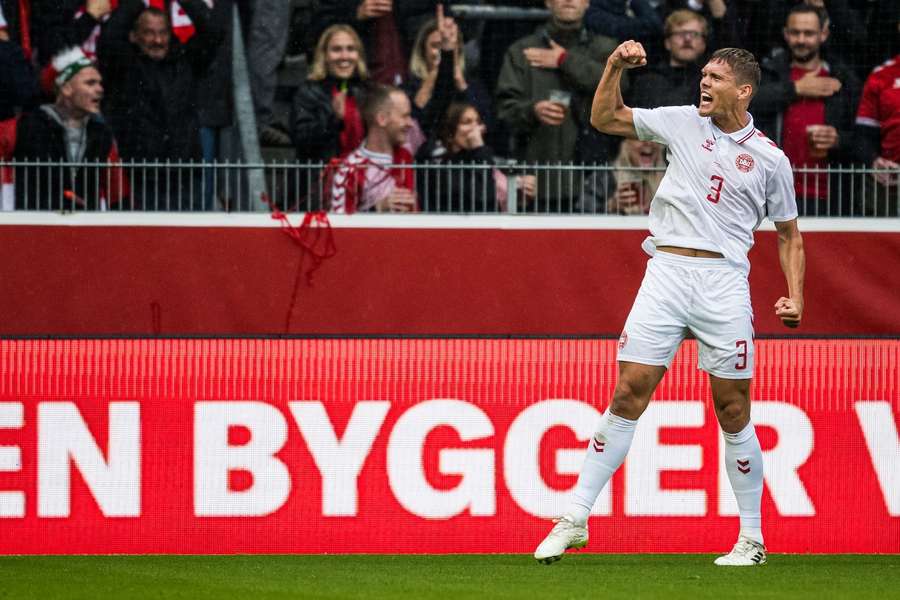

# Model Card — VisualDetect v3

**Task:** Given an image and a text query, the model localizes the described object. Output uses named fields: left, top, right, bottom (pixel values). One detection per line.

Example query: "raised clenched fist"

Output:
left=609, top=40, right=647, bottom=70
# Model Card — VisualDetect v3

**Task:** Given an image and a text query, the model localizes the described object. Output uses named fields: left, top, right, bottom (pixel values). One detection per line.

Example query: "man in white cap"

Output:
left=13, top=46, right=126, bottom=210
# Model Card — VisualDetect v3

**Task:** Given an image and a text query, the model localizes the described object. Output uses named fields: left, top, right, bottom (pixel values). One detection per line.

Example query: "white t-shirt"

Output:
left=632, top=105, right=798, bottom=275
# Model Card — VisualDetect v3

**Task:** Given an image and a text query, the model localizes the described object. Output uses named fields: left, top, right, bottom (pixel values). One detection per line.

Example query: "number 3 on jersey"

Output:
left=706, top=175, right=724, bottom=204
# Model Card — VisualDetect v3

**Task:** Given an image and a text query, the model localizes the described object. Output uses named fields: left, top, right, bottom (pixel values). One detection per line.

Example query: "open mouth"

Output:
left=333, top=62, right=355, bottom=75
left=637, top=147, right=655, bottom=167
left=700, top=92, right=713, bottom=106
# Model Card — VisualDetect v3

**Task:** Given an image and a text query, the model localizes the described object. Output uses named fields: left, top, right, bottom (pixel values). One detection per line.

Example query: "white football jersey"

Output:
left=632, top=105, right=798, bottom=275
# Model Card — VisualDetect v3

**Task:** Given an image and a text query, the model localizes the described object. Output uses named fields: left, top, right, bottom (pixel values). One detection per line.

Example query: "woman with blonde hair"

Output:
left=290, top=24, right=370, bottom=162
left=401, top=5, right=492, bottom=137
left=605, top=138, right=666, bottom=214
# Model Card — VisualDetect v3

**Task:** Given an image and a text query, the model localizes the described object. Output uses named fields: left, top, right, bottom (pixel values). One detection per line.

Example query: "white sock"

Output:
left=565, top=409, right=638, bottom=525
left=722, top=422, right=764, bottom=545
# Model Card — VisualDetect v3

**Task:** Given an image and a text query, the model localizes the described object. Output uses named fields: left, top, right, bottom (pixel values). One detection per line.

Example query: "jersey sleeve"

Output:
left=632, top=105, right=695, bottom=145
left=765, top=154, right=798, bottom=222
left=855, top=72, right=882, bottom=128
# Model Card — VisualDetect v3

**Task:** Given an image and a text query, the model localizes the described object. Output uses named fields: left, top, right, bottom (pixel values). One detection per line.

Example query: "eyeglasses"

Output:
left=668, top=31, right=705, bottom=40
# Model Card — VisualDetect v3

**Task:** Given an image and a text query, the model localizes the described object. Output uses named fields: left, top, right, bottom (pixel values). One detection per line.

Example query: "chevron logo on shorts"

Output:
left=737, top=458, right=751, bottom=474
left=592, top=434, right=606, bottom=453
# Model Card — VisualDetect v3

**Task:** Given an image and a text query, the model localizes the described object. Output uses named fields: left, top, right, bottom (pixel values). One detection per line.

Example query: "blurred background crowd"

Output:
left=1, top=0, right=899, bottom=214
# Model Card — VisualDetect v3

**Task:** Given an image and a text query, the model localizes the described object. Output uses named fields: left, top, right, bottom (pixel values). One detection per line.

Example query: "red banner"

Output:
left=0, top=338, right=897, bottom=554
left=0, top=222, right=898, bottom=336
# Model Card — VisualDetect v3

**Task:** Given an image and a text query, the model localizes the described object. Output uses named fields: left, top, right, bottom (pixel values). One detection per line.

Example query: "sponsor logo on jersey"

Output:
left=735, top=153, right=755, bottom=173
left=701, top=138, right=715, bottom=152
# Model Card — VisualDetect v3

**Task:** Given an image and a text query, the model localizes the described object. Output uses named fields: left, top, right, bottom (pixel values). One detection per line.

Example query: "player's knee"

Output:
left=716, top=397, right=749, bottom=428
left=610, top=380, right=650, bottom=420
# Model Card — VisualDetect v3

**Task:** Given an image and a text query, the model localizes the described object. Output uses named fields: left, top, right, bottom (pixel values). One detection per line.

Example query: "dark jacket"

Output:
left=628, top=61, right=701, bottom=109
left=415, top=141, right=497, bottom=213
left=0, top=41, right=39, bottom=120
left=290, top=76, right=366, bottom=162
left=751, top=50, right=861, bottom=163
left=496, top=21, right=619, bottom=205
left=496, top=22, right=618, bottom=164
left=97, top=0, right=223, bottom=161
left=584, top=0, right=662, bottom=44
left=12, top=107, right=121, bottom=210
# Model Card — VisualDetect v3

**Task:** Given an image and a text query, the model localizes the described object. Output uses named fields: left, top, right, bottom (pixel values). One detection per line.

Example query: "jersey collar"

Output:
left=709, top=113, right=756, bottom=145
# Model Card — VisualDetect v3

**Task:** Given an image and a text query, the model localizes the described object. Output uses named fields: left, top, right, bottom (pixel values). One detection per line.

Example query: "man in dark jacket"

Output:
left=496, top=0, right=618, bottom=209
left=97, top=0, right=223, bottom=209
left=13, top=47, right=126, bottom=210
left=751, top=4, right=860, bottom=215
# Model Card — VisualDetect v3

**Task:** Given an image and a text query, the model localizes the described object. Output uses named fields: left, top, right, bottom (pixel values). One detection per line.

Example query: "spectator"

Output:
left=97, top=0, right=223, bottom=209
left=247, top=0, right=292, bottom=146
left=416, top=101, right=536, bottom=212
left=0, top=29, right=39, bottom=120
left=196, top=0, right=233, bottom=209
left=325, top=84, right=417, bottom=213
left=12, top=47, right=126, bottom=210
left=403, top=6, right=492, bottom=139
left=32, top=0, right=114, bottom=63
left=855, top=16, right=900, bottom=216
left=291, top=24, right=369, bottom=163
left=312, top=0, right=450, bottom=86
left=666, top=0, right=740, bottom=52
left=628, top=9, right=706, bottom=108
left=601, top=137, right=665, bottom=214
left=496, top=0, right=618, bottom=207
left=752, top=4, right=860, bottom=215
left=756, top=0, right=868, bottom=78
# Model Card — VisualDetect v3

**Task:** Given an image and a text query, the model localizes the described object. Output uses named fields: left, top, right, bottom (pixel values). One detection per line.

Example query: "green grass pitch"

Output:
left=1, top=554, right=897, bottom=599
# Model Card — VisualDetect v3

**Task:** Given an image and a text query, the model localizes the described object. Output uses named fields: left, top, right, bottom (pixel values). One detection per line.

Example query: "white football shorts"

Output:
left=617, top=251, right=754, bottom=379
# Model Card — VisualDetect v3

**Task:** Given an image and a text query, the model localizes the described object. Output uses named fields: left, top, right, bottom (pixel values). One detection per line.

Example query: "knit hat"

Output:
left=41, top=47, right=96, bottom=94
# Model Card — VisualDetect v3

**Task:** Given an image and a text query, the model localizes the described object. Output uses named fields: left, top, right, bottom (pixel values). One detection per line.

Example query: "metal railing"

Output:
left=1, top=160, right=898, bottom=217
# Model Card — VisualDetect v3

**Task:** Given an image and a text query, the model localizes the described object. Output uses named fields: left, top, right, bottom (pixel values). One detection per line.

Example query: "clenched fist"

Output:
left=609, top=40, right=647, bottom=70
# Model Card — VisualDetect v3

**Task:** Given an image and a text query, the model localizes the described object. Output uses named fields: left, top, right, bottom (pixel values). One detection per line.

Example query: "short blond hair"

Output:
left=307, top=25, right=368, bottom=81
left=664, top=9, right=708, bottom=38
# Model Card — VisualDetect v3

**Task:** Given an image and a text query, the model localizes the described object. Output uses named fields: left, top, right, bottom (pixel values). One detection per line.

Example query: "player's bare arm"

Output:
left=774, top=219, right=805, bottom=328
left=589, top=40, right=646, bottom=139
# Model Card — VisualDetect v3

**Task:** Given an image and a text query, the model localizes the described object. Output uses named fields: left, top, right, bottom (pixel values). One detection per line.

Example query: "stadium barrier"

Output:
left=0, top=216, right=898, bottom=336
left=2, top=160, right=899, bottom=216
left=0, top=337, right=896, bottom=554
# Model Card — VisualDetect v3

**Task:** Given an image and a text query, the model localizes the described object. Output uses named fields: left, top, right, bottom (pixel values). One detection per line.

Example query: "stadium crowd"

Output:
left=0, top=0, right=898, bottom=213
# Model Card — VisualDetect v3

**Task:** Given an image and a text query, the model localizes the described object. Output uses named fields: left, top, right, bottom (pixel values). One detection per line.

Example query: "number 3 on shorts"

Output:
left=735, top=339, right=748, bottom=370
